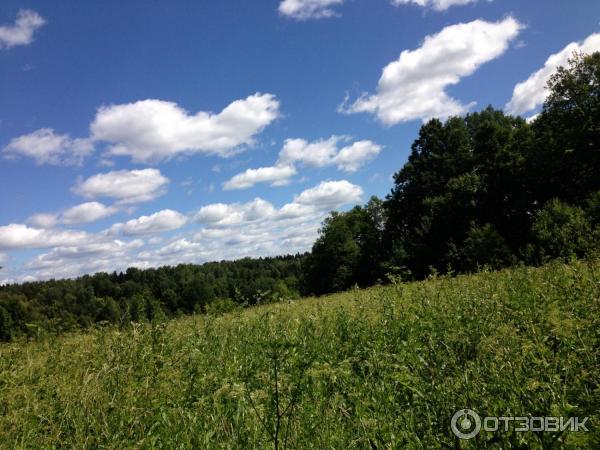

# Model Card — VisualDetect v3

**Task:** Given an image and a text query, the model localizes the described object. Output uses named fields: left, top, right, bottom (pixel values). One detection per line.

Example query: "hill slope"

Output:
left=1, top=260, right=599, bottom=449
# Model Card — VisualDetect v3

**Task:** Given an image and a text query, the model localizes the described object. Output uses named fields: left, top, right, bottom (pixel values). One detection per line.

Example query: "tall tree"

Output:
left=304, top=197, right=386, bottom=295
left=530, top=52, right=600, bottom=205
left=384, top=108, right=531, bottom=277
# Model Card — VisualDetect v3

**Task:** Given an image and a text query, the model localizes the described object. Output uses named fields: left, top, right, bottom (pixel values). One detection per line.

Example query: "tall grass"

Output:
left=0, top=260, right=598, bottom=448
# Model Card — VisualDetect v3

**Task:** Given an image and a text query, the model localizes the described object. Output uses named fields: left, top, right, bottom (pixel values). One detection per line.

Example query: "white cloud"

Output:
left=150, top=238, right=204, bottom=258
left=138, top=218, right=321, bottom=268
left=224, top=136, right=381, bottom=190
left=223, top=164, right=297, bottom=190
left=332, top=140, right=382, bottom=172
left=9, top=180, right=364, bottom=281
left=280, top=137, right=381, bottom=171
left=525, top=113, right=539, bottom=124
left=294, top=180, right=363, bottom=208
left=91, top=93, right=280, bottom=163
left=506, top=33, right=600, bottom=116
left=3, top=128, right=93, bottom=165
left=26, top=240, right=144, bottom=269
left=142, top=181, right=363, bottom=267
left=278, top=0, right=344, bottom=20
left=0, top=9, right=46, bottom=49
left=110, top=179, right=364, bottom=272
left=27, top=202, right=118, bottom=228
left=341, top=17, right=523, bottom=125
left=27, top=213, right=59, bottom=229
left=194, top=198, right=277, bottom=227
left=0, top=224, right=89, bottom=250
left=278, top=136, right=342, bottom=168
left=72, top=169, right=169, bottom=204
left=23, top=240, right=145, bottom=281
left=61, top=202, right=118, bottom=225
left=0, top=227, right=150, bottom=282
left=277, top=202, right=317, bottom=219
left=197, top=180, right=362, bottom=227
left=390, top=0, right=478, bottom=11
left=112, top=210, right=187, bottom=236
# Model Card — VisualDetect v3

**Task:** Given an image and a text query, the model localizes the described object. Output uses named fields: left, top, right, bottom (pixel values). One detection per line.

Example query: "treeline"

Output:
left=304, top=52, right=600, bottom=294
left=1, top=53, right=599, bottom=341
left=0, top=255, right=305, bottom=341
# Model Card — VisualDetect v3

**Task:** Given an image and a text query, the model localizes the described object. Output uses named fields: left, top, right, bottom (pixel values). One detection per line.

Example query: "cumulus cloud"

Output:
left=91, top=93, right=280, bottom=163
left=9, top=179, right=364, bottom=281
left=0, top=224, right=89, bottom=250
left=194, top=198, right=278, bottom=227
left=390, top=0, right=478, bottom=11
left=61, top=202, right=119, bottom=225
left=72, top=169, right=169, bottom=204
left=26, top=240, right=144, bottom=269
left=3, top=128, right=93, bottom=166
left=60, top=202, right=119, bottom=225
left=111, top=210, right=188, bottom=236
left=0, top=9, right=45, bottom=49
left=197, top=180, right=362, bottom=228
left=506, top=33, right=600, bottom=116
left=1, top=226, right=146, bottom=281
left=278, top=0, right=344, bottom=20
left=149, top=238, right=203, bottom=258
left=293, top=180, right=363, bottom=208
left=140, top=180, right=363, bottom=268
left=27, top=202, right=119, bottom=228
left=332, top=140, right=382, bottom=172
left=22, top=240, right=146, bottom=282
left=27, top=213, right=60, bottom=229
left=341, top=17, right=523, bottom=125
left=224, top=136, right=381, bottom=190
left=223, top=164, right=297, bottom=190
left=278, top=136, right=343, bottom=168
left=138, top=219, right=321, bottom=269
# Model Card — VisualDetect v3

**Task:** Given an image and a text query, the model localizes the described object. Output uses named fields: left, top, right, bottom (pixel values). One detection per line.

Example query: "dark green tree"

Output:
left=0, top=304, right=12, bottom=342
left=384, top=108, right=531, bottom=277
left=530, top=52, right=600, bottom=205
left=305, top=212, right=360, bottom=295
left=456, top=223, right=515, bottom=272
left=305, top=197, right=386, bottom=295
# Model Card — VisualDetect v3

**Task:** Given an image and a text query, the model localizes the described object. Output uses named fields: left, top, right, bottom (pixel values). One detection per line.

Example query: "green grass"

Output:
left=1, top=260, right=599, bottom=449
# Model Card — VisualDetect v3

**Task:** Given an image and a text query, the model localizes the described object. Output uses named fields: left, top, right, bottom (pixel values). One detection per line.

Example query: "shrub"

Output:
left=205, top=298, right=240, bottom=316
left=458, top=223, right=515, bottom=272
left=529, top=199, right=594, bottom=262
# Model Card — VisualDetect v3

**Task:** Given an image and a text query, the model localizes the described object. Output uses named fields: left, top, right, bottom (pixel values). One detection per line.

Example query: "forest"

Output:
left=1, top=52, right=599, bottom=341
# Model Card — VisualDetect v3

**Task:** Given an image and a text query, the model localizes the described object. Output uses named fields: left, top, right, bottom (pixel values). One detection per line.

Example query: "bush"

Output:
left=0, top=304, right=12, bottom=342
left=205, top=298, right=240, bottom=316
left=458, top=223, right=515, bottom=271
left=529, top=199, right=594, bottom=263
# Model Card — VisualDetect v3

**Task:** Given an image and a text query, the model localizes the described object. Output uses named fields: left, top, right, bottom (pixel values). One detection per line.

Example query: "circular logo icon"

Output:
left=451, top=409, right=481, bottom=440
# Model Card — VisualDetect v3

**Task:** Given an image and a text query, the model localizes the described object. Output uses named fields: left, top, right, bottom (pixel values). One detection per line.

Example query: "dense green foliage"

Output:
left=0, top=255, right=305, bottom=341
left=1, top=260, right=598, bottom=448
left=305, top=53, right=600, bottom=294
left=304, top=196, right=386, bottom=294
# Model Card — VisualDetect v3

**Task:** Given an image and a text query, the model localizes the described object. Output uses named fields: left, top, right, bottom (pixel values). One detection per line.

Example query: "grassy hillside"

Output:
left=0, top=260, right=598, bottom=449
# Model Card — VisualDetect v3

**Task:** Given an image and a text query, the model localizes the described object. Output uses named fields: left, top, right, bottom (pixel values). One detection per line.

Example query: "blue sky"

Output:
left=1, top=0, right=599, bottom=283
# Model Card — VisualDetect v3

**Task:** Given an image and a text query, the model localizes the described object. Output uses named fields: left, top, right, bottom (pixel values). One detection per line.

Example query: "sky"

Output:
left=1, top=0, right=599, bottom=284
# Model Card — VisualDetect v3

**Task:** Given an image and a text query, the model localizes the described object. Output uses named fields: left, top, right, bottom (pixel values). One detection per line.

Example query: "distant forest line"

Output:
left=1, top=52, right=599, bottom=341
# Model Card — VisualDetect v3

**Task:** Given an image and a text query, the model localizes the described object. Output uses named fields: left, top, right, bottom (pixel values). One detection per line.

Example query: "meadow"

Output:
left=0, top=259, right=598, bottom=449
